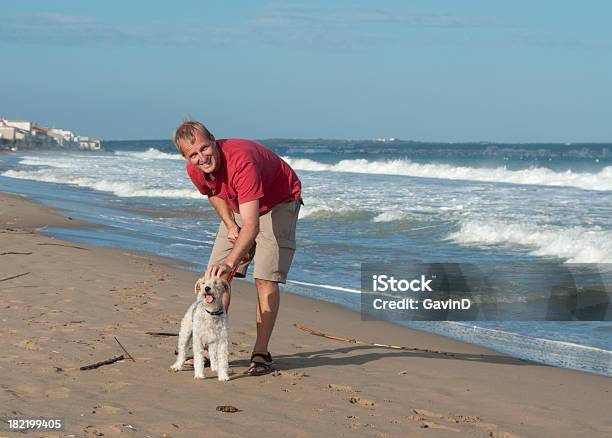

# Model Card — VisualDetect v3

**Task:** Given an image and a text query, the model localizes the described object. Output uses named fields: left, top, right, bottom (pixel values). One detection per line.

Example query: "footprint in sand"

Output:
left=107, top=381, right=131, bottom=390
left=15, top=385, right=38, bottom=397
left=420, top=421, right=461, bottom=432
left=489, top=432, right=521, bottom=438
left=16, top=339, right=39, bottom=350
left=348, top=397, right=375, bottom=408
left=413, top=408, right=447, bottom=419
left=272, top=370, right=309, bottom=379
left=327, top=383, right=359, bottom=393
left=411, top=408, right=506, bottom=435
left=93, top=404, right=121, bottom=414
left=45, top=387, right=71, bottom=399
left=413, top=408, right=484, bottom=425
left=453, top=415, right=482, bottom=424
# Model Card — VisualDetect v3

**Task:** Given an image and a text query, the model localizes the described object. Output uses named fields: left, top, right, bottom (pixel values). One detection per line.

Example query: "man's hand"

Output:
left=227, top=225, right=240, bottom=244
left=206, top=262, right=232, bottom=279
left=223, top=200, right=260, bottom=268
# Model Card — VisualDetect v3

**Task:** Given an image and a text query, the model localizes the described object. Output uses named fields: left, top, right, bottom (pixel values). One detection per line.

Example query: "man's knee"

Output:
left=255, top=278, right=279, bottom=293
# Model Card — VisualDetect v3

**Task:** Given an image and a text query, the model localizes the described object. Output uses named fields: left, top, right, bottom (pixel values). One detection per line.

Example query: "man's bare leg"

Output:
left=253, top=278, right=280, bottom=356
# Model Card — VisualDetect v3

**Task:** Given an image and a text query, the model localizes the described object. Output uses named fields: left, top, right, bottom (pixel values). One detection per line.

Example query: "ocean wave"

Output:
left=114, top=148, right=182, bottom=160
left=300, top=205, right=446, bottom=226
left=372, top=211, right=410, bottom=222
left=447, top=219, right=612, bottom=263
left=2, top=170, right=201, bottom=199
left=284, top=157, right=333, bottom=171
left=441, top=322, right=612, bottom=376
left=18, top=155, right=108, bottom=169
left=299, top=205, right=370, bottom=221
left=282, top=157, right=612, bottom=191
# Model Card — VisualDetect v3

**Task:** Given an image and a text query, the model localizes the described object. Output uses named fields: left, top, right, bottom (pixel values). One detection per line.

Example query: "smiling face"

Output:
left=178, top=129, right=220, bottom=174
left=194, top=276, right=229, bottom=312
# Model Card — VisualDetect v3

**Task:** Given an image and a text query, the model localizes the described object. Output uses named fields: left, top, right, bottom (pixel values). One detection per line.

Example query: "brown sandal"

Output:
left=246, top=352, right=274, bottom=376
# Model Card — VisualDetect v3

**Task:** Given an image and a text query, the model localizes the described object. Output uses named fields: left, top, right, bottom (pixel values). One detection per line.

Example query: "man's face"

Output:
left=178, top=129, right=220, bottom=174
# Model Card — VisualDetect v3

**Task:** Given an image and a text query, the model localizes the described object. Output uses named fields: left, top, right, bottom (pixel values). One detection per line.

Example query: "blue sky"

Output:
left=1, top=1, right=611, bottom=142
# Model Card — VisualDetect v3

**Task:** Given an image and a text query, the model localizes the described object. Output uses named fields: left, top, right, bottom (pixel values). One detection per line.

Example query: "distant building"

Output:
left=1, top=119, right=32, bottom=132
left=0, top=117, right=101, bottom=151
left=1, top=119, right=33, bottom=143
left=75, top=135, right=101, bottom=150
left=49, top=128, right=75, bottom=143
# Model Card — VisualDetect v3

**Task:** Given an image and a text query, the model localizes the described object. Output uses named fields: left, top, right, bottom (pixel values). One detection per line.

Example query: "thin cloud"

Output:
left=247, top=5, right=516, bottom=51
left=517, top=33, right=612, bottom=51
left=0, top=12, right=234, bottom=48
left=250, top=5, right=513, bottom=30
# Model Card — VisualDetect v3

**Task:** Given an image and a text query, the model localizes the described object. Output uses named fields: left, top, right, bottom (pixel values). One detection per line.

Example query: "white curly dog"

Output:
left=170, top=276, right=230, bottom=381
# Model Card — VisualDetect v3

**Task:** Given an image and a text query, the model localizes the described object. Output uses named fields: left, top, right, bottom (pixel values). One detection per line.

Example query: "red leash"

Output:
left=226, top=255, right=250, bottom=284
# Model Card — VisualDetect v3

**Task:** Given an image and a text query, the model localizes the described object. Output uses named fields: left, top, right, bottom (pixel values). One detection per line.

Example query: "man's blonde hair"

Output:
left=172, top=119, right=214, bottom=155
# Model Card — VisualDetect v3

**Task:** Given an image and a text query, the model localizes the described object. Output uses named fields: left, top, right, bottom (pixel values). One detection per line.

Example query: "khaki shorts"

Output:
left=207, top=199, right=301, bottom=283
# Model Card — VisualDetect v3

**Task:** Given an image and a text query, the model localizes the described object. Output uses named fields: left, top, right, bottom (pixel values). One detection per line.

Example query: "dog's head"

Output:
left=194, top=276, right=230, bottom=313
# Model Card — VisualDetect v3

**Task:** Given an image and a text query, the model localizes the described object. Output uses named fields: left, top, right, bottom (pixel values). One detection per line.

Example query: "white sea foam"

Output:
left=283, top=157, right=612, bottom=191
left=447, top=219, right=612, bottom=263
left=114, top=148, right=182, bottom=160
left=286, top=279, right=361, bottom=294
left=283, top=157, right=332, bottom=171
left=19, top=155, right=101, bottom=169
left=2, top=170, right=201, bottom=199
left=299, top=205, right=361, bottom=220
left=372, top=211, right=410, bottom=222
left=442, top=322, right=612, bottom=376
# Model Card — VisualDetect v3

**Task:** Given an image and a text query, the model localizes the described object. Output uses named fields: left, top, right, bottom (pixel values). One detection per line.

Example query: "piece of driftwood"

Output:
left=0, top=252, right=33, bottom=255
left=114, top=336, right=136, bottom=362
left=146, top=331, right=178, bottom=337
left=80, top=354, right=125, bottom=370
left=293, top=323, right=456, bottom=356
left=0, top=272, right=30, bottom=282
left=37, top=242, right=88, bottom=250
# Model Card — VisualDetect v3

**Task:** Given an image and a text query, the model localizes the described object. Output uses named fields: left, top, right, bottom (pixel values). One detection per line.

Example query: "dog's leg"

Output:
left=217, top=329, right=230, bottom=382
left=170, top=303, right=195, bottom=372
left=209, top=341, right=218, bottom=372
left=215, top=326, right=229, bottom=382
left=192, top=317, right=206, bottom=379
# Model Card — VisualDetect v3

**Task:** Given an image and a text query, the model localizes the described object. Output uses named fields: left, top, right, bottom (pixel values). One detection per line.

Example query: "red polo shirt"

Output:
left=186, top=138, right=301, bottom=214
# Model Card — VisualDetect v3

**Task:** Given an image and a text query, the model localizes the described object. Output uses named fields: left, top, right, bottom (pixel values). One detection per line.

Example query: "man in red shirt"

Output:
left=173, top=120, right=302, bottom=376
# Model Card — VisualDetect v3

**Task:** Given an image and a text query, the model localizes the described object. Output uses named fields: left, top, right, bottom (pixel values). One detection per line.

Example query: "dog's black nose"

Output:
left=204, top=286, right=211, bottom=292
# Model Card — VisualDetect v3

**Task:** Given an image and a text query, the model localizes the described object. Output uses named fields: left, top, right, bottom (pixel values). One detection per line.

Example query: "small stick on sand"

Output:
left=0, top=252, right=33, bottom=255
left=145, top=331, right=178, bottom=337
left=37, top=242, right=89, bottom=250
left=114, top=336, right=136, bottom=362
left=294, top=323, right=455, bottom=356
left=0, top=272, right=30, bottom=282
left=80, top=354, right=125, bottom=370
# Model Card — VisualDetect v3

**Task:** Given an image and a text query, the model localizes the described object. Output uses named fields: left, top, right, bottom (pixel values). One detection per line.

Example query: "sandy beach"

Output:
left=1, top=191, right=611, bottom=438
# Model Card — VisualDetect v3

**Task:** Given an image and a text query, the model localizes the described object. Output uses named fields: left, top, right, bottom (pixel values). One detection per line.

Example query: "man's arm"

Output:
left=208, top=195, right=239, bottom=242
left=206, top=199, right=260, bottom=278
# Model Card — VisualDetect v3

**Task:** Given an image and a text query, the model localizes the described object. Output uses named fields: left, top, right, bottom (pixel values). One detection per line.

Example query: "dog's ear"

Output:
left=222, top=280, right=230, bottom=292
left=194, top=278, right=205, bottom=295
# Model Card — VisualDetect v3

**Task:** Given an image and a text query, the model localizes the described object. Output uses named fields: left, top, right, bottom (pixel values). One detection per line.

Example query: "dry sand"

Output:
left=1, top=191, right=611, bottom=437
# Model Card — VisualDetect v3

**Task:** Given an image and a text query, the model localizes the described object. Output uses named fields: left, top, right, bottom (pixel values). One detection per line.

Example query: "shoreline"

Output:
left=5, top=183, right=610, bottom=377
left=1, top=191, right=611, bottom=437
